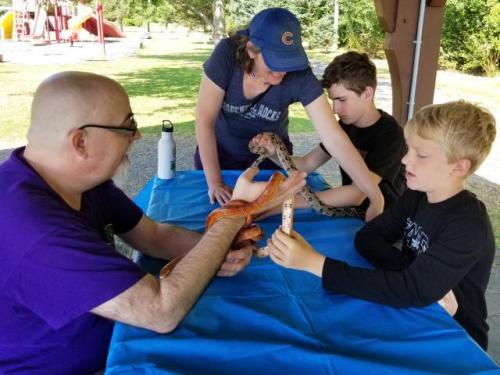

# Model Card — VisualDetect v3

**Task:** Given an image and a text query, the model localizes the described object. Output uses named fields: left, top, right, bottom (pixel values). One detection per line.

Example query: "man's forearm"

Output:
left=158, top=216, right=245, bottom=329
left=93, top=216, right=245, bottom=333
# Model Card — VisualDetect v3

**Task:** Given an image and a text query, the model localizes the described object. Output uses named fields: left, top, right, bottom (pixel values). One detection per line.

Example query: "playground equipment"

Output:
left=8, top=0, right=72, bottom=42
left=0, top=11, right=14, bottom=39
left=3, top=0, right=122, bottom=46
left=1, top=0, right=124, bottom=60
left=68, top=1, right=124, bottom=39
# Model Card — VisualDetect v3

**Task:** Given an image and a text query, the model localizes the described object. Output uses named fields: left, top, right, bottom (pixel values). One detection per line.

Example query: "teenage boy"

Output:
left=267, top=100, right=496, bottom=350
left=252, top=51, right=406, bottom=212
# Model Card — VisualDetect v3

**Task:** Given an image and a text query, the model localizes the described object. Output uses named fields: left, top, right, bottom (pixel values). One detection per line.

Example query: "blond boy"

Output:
left=267, top=101, right=496, bottom=349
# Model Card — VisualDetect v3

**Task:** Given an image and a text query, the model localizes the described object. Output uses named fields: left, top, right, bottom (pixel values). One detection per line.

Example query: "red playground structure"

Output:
left=13, top=0, right=72, bottom=42
left=9, top=0, right=123, bottom=55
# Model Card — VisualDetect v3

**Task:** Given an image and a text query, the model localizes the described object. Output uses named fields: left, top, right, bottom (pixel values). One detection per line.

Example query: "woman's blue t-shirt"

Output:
left=202, top=37, right=323, bottom=166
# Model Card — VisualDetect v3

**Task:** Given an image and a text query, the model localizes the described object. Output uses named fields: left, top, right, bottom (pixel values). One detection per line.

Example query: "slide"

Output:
left=82, top=16, right=124, bottom=37
left=68, top=14, right=91, bottom=33
left=31, top=7, right=47, bottom=38
left=0, top=10, right=13, bottom=40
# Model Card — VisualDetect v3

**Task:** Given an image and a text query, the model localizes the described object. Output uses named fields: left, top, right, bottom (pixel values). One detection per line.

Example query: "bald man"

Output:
left=0, top=71, right=305, bottom=374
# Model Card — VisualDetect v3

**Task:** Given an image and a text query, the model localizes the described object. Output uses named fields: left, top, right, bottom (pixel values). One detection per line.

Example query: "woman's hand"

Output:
left=208, top=182, right=233, bottom=205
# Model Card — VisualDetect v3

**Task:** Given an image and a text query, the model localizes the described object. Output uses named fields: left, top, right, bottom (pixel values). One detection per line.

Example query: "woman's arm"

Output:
left=304, top=96, right=384, bottom=221
left=195, top=73, right=233, bottom=205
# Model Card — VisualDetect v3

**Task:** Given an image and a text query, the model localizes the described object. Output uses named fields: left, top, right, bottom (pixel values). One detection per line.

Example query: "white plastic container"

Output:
left=157, top=120, right=176, bottom=179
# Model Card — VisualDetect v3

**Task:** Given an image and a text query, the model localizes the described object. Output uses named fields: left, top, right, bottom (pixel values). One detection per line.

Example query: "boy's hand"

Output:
left=267, top=229, right=325, bottom=277
left=250, top=133, right=277, bottom=157
left=365, top=198, right=384, bottom=222
left=438, top=290, right=458, bottom=316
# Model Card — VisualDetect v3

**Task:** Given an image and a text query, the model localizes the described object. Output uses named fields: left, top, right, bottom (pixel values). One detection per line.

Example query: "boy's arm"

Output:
left=270, top=190, right=492, bottom=310
left=323, top=205, right=489, bottom=308
left=313, top=173, right=381, bottom=208
left=251, top=136, right=330, bottom=174
left=259, top=171, right=379, bottom=218
left=322, top=229, right=485, bottom=308
left=269, top=226, right=465, bottom=308
left=304, top=96, right=384, bottom=221
left=354, top=194, right=413, bottom=270
left=298, top=146, right=331, bottom=174
left=268, top=193, right=410, bottom=275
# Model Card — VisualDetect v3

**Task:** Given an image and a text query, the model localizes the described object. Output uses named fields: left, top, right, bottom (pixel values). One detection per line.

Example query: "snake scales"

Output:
left=249, top=132, right=364, bottom=219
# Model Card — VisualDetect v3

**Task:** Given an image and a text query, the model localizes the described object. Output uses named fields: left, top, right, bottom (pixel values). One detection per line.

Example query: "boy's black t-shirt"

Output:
left=320, top=110, right=406, bottom=209
left=323, top=189, right=495, bottom=349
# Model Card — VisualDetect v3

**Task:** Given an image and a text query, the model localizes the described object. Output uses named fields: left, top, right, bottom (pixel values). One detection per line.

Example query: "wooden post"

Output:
left=53, top=0, right=60, bottom=42
left=96, top=1, right=106, bottom=58
left=373, top=0, right=446, bottom=125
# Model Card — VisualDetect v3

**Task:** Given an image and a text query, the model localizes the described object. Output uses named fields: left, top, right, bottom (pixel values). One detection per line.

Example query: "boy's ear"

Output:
left=362, top=86, right=375, bottom=101
left=451, top=158, right=471, bottom=177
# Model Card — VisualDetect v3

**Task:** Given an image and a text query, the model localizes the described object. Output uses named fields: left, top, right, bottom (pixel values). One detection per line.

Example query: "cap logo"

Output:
left=281, top=31, right=294, bottom=46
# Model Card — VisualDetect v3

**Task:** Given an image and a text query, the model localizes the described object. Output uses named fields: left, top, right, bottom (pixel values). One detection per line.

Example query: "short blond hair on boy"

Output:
left=405, top=100, right=496, bottom=175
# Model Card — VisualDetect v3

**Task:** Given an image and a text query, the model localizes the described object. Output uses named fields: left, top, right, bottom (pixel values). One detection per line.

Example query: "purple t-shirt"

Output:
left=201, top=37, right=323, bottom=167
left=0, top=148, right=146, bottom=374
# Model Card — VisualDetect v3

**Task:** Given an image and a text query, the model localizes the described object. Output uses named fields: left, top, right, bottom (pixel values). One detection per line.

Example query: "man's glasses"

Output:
left=78, top=114, right=138, bottom=138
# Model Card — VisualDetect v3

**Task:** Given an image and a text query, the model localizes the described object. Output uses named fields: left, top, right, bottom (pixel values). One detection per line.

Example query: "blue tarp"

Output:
left=106, top=170, right=499, bottom=374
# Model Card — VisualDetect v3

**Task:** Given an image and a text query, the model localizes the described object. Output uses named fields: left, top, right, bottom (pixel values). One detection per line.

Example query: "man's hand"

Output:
left=250, top=133, right=277, bottom=157
left=267, top=229, right=325, bottom=277
left=232, top=167, right=306, bottom=215
left=217, top=244, right=253, bottom=277
left=208, top=182, right=233, bottom=205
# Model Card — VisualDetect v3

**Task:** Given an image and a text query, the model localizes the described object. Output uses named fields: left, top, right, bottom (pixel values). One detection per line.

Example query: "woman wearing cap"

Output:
left=194, top=7, right=384, bottom=221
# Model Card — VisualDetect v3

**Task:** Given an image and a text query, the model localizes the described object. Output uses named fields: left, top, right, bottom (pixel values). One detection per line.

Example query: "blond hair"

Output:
left=405, top=100, right=496, bottom=175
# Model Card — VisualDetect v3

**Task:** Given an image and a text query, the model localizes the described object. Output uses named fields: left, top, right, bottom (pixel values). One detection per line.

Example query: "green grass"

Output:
left=0, top=38, right=215, bottom=143
left=0, top=32, right=498, bottom=247
left=0, top=37, right=315, bottom=144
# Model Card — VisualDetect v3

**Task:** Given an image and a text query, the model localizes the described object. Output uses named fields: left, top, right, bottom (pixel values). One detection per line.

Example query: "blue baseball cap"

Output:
left=249, top=8, right=309, bottom=72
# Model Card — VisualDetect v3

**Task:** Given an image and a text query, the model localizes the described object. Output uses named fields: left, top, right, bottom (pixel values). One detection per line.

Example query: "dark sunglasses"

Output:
left=78, top=114, right=138, bottom=138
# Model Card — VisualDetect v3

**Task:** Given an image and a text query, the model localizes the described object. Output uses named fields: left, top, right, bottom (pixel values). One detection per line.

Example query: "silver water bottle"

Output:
left=157, top=120, right=176, bottom=179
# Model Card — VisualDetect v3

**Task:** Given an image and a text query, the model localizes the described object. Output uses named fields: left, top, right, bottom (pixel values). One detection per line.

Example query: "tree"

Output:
left=103, top=0, right=135, bottom=29
left=441, top=0, right=499, bottom=75
left=332, top=0, right=339, bottom=51
left=338, top=0, right=384, bottom=57
left=212, top=0, right=226, bottom=43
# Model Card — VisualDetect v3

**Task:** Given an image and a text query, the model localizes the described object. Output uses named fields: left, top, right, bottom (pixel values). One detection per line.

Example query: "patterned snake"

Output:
left=159, top=133, right=364, bottom=277
left=249, top=132, right=364, bottom=219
